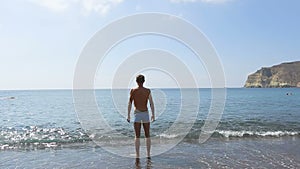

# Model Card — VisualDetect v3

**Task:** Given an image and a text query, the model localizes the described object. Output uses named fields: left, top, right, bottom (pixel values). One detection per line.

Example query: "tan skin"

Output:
left=127, top=82, right=155, bottom=158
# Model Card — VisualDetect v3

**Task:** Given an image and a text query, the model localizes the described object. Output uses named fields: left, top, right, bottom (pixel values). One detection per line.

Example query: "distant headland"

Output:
left=244, top=61, right=300, bottom=88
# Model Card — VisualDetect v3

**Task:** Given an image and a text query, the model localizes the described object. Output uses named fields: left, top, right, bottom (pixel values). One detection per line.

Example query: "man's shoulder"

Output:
left=142, top=87, right=150, bottom=91
left=130, top=87, right=141, bottom=93
left=130, top=88, right=136, bottom=92
left=145, top=88, right=151, bottom=94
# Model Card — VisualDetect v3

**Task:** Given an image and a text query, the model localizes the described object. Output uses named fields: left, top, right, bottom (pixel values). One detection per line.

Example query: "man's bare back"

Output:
left=130, top=87, right=150, bottom=112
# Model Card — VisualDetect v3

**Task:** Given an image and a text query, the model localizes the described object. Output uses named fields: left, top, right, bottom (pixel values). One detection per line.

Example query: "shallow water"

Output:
left=0, top=137, right=299, bottom=168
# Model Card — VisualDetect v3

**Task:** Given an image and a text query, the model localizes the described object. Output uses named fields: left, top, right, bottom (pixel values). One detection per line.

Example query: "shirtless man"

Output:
left=127, top=74, right=155, bottom=159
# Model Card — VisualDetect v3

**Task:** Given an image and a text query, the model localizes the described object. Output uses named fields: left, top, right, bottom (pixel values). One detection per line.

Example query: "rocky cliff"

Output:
left=244, top=61, right=300, bottom=88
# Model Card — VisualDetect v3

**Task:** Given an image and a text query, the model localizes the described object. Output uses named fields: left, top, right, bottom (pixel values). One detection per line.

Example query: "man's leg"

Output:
left=143, top=122, right=151, bottom=158
left=134, top=122, right=141, bottom=158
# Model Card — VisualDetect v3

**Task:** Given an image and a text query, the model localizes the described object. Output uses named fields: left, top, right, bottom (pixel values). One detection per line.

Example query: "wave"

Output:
left=1, top=126, right=300, bottom=150
left=214, top=130, right=300, bottom=138
left=0, top=126, right=91, bottom=150
left=0, top=96, right=16, bottom=100
left=159, top=130, right=300, bottom=140
left=159, top=133, right=179, bottom=139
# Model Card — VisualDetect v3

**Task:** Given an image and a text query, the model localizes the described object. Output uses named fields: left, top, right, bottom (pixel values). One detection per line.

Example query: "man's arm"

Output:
left=127, top=89, right=133, bottom=122
left=148, top=92, right=155, bottom=122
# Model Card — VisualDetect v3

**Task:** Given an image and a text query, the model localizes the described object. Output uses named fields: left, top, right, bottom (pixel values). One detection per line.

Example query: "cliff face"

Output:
left=244, top=61, right=300, bottom=88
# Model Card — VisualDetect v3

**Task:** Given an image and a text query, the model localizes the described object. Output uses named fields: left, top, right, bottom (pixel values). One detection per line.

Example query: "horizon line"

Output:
left=0, top=87, right=242, bottom=91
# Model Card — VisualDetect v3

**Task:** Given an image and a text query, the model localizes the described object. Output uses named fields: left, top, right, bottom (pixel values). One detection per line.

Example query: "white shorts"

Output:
left=134, top=110, right=149, bottom=123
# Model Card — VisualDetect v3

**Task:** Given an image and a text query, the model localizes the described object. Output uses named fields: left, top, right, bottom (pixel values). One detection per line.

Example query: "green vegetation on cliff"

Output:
left=244, top=61, right=300, bottom=88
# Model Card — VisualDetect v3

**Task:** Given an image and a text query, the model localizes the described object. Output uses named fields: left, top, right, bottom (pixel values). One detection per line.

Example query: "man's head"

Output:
left=136, top=74, right=145, bottom=85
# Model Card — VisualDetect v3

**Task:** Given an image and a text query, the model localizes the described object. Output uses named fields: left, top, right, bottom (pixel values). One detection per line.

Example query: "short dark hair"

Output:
left=136, top=74, right=145, bottom=83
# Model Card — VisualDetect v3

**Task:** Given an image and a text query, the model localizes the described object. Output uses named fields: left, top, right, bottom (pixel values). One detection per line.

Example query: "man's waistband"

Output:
left=134, top=109, right=149, bottom=114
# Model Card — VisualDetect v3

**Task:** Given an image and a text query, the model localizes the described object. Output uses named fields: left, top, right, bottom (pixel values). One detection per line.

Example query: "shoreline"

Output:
left=1, top=137, right=299, bottom=168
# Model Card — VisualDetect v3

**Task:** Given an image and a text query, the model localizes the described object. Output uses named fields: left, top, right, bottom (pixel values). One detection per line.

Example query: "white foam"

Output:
left=159, top=133, right=178, bottom=139
left=216, top=130, right=299, bottom=137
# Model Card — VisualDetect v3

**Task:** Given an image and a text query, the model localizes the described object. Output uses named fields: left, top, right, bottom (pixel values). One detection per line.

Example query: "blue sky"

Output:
left=0, top=0, right=299, bottom=89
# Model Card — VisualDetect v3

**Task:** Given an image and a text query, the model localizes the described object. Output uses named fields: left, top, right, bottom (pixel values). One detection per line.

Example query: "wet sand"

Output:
left=1, top=137, right=299, bottom=168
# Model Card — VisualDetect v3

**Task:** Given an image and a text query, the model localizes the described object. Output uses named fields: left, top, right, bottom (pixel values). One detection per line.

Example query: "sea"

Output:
left=0, top=88, right=299, bottom=168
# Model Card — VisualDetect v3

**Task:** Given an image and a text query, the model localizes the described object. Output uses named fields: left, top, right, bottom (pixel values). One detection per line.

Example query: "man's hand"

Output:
left=151, top=115, right=155, bottom=122
left=127, top=116, right=130, bottom=123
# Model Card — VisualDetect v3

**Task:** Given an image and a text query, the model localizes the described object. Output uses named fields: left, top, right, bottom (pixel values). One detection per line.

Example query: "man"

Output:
left=127, top=74, right=155, bottom=159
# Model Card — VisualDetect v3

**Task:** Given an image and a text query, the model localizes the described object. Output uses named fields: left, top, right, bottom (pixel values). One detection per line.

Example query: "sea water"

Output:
left=0, top=88, right=299, bottom=168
